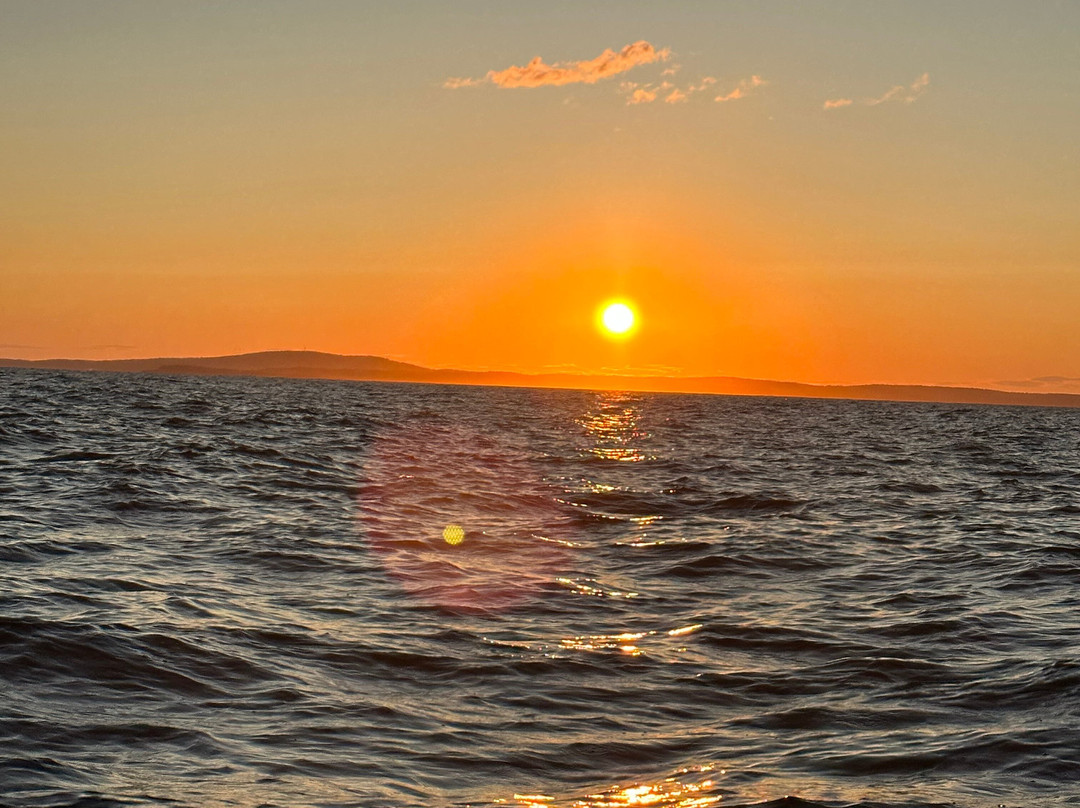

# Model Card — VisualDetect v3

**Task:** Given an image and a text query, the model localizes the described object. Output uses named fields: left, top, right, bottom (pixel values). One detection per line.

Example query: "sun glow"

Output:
left=599, top=301, right=637, bottom=338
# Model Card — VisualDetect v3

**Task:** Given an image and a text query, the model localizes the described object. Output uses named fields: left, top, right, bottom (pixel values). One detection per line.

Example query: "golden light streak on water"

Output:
left=560, top=631, right=648, bottom=655
left=667, top=624, right=703, bottom=637
left=512, top=796, right=554, bottom=806
left=589, top=446, right=647, bottom=462
left=575, top=773, right=718, bottom=808
left=555, top=578, right=640, bottom=599
left=578, top=393, right=651, bottom=463
left=505, top=765, right=720, bottom=808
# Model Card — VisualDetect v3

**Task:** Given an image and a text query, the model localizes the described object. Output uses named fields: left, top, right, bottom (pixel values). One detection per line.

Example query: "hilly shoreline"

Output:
left=3, top=350, right=1078, bottom=408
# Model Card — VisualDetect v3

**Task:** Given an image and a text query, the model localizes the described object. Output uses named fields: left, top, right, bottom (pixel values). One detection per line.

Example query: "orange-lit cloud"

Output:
left=824, top=73, right=930, bottom=109
left=622, top=74, right=763, bottom=107
left=628, top=87, right=658, bottom=105
left=446, top=41, right=670, bottom=90
left=715, top=75, right=766, bottom=102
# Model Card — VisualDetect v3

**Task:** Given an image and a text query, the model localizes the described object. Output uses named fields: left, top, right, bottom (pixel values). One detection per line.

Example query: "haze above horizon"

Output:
left=2, top=2, right=1078, bottom=393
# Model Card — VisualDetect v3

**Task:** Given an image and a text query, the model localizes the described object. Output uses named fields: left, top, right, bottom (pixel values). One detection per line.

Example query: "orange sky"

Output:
left=2, top=3, right=1079, bottom=392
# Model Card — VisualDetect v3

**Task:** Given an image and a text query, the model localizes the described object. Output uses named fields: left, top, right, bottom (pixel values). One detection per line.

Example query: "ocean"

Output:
left=1, top=368, right=1078, bottom=808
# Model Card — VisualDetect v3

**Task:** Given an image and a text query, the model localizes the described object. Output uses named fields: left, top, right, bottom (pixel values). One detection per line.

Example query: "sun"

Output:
left=599, top=301, right=637, bottom=338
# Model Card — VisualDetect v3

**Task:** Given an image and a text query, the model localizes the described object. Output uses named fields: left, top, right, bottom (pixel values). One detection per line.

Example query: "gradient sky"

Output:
left=2, top=1, right=1078, bottom=390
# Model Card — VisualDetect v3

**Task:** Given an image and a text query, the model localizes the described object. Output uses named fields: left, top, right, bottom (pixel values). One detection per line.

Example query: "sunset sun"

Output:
left=599, top=301, right=637, bottom=338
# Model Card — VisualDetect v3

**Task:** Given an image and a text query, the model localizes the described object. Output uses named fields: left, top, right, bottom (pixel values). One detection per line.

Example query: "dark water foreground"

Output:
left=1, top=369, right=1078, bottom=808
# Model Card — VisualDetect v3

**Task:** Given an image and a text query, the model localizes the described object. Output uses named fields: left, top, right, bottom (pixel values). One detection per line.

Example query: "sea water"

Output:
left=1, top=369, right=1078, bottom=807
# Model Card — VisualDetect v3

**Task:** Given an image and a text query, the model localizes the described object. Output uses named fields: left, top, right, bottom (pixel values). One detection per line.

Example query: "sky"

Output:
left=2, top=1, right=1079, bottom=391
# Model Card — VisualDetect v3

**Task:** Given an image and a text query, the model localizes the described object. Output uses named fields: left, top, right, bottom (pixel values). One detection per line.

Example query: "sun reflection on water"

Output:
left=557, top=624, right=703, bottom=657
left=483, top=623, right=703, bottom=663
left=560, top=631, right=648, bottom=655
left=578, top=392, right=652, bottom=464
left=502, top=765, right=720, bottom=808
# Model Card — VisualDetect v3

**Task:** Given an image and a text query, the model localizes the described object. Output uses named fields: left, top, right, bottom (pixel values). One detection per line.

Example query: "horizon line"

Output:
left=3, top=349, right=1079, bottom=409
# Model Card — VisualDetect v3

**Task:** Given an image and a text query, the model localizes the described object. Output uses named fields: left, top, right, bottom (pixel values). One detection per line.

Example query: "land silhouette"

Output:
left=2, top=351, right=1078, bottom=408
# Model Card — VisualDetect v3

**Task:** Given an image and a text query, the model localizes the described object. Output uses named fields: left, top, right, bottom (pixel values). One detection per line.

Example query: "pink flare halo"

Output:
left=356, top=418, right=571, bottom=613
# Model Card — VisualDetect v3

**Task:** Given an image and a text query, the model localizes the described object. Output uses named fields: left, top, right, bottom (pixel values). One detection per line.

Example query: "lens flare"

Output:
left=357, top=418, right=570, bottom=612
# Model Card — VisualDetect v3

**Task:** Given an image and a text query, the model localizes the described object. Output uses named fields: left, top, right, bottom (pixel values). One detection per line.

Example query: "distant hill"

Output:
left=3, top=350, right=1079, bottom=408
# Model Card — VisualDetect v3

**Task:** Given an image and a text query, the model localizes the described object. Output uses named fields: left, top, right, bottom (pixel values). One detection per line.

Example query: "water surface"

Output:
left=1, top=369, right=1078, bottom=807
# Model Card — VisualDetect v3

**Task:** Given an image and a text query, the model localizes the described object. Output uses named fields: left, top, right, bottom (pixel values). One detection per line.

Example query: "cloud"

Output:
left=996, top=375, right=1080, bottom=392
left=446, top=41, right=670, bottom=90
left=443, top=76, right=483, bottom=89
left=715, top=75, right=766, bottom=102
left=825, top=73, right=930, bottom=109
left=449, top=46, right=777, bottom=115
left=869, top=72, right=930, bottom=105
left=621, top=73, right=766, bottom=107
left=627, top=87, right=658, bottom=105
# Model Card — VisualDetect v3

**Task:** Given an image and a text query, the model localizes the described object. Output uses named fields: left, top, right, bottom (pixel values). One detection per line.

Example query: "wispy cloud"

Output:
left=1007, top=375, right=1080, bottom=386
left=715, top=74, right=766, bottom=103
left=443, top=76, right=482, bottom=89
left=1035, top=375, right=1080, bottom=383
left=824, top=73, right=930, bottom=110
left=445, top=41, right=669, bottom=90
left=627, top=87, right=658, bottom=105
left=621, top=73, right=765, bottom=106
left=997, top=375, right=1080, bottom=393
left=870, top=72, right=930, bottom=104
